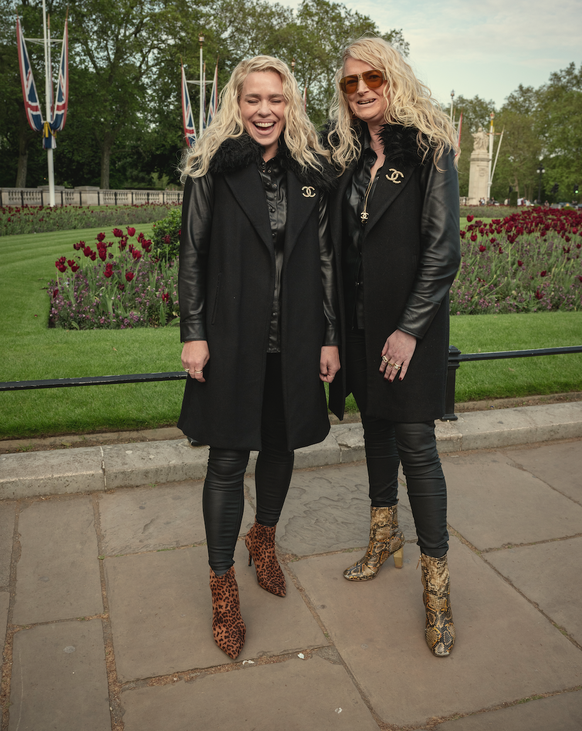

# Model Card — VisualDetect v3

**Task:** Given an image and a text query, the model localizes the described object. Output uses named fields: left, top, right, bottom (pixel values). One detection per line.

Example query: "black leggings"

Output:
left=203, top=354, right=294, bottom=575
left=346, top=330, right=449, bottom=558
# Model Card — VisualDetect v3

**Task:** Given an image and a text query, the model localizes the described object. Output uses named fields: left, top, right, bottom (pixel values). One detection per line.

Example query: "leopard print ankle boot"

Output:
left=420, top=552, right=455, bottom=657
left=343, top=505, right=405, bottom=581
left=209, top=566, right=246, bottom=659
left=245, top=520, right=286, bottom=597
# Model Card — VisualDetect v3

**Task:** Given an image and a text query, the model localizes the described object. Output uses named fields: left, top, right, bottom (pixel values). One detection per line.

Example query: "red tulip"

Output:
left=127, top=227, right=136, bottom=237
left=535, top=290, right=543, bottom=300
left=53, top=289, right=59, bottom=298
left=104, top=268, right=113, bottom=278
left=132, top=249, right=142, bottom=261
left=467, top=215, right=474, bottom=222
left=540, top=271, right=547, bottom=277
left=517, top=260, right=523, bottom=267
left=113, top=228, right=123, bottom=237
left=125, top=272, right=134, bottom=282
left=479, top=245, right=486, bottom=252
left=97, top=232, right=106, bottom=242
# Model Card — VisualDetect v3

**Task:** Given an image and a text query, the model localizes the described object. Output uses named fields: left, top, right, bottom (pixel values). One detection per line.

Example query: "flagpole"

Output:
left=487, top=112, right=494, bottom=202
left=42, top=0, right=55, bottom=206
left=199, top=35, right=204, bottom=137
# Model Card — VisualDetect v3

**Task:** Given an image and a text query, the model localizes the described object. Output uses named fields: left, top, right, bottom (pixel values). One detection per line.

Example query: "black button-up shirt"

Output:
left=258, top=156, right=287, bottom=352
left=342, top=130, right=382, bottom=330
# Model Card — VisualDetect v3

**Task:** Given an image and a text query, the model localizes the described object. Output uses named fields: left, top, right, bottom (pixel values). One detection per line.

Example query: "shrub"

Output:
left=151, top=206, right=181, bottom=262
left=47, top=227, right=179, bottom=329
left=451, top=208, right=582, bottom=315
left=0, top=202, right=181, bottom=236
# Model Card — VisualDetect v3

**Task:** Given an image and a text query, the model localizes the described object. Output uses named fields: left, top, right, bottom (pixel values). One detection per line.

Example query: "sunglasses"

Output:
left=339, top=69, right=386, bottom=94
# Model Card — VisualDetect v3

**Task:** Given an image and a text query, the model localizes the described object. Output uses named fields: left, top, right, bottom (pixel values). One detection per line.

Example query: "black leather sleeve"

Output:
left=319, top=191, right=340, bottom=347
left=178, top=173, right=214, bottom=343
left=396, top=149, right=461, bottom=339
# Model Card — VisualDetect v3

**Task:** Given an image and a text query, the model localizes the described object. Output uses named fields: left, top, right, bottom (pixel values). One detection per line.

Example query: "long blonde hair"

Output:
left=180, top=56, right=328, bottom=180
left=328, top=37, right=457, bottom=172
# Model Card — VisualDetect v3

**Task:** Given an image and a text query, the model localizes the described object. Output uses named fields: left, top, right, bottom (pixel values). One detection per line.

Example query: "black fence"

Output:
left=1, top=346, right=581, bottom=422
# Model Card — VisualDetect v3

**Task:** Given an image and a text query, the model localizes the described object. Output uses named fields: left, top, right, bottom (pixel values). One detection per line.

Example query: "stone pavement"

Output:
left=1, top=436, right=582, bottom=730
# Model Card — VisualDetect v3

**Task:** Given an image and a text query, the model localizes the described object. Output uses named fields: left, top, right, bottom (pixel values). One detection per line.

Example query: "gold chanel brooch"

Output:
left=386, top=169, right=404, bottom=184
left=302, top=186, right=316, bottom=198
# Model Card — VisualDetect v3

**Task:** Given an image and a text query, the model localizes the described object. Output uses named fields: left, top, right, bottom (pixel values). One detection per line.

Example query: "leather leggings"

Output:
left=346, top=330, right=449, bottom=558
left=203, top=354, right=294, bottom=575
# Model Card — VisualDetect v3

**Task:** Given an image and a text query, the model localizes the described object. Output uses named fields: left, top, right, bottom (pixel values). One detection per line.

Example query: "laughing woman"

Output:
left=326, top=37, right=461, bottom=657
left=178, top=56, right=339, bottom=660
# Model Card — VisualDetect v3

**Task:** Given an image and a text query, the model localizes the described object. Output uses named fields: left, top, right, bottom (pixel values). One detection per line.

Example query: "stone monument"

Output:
left=467, top=127, right=490, bottom=205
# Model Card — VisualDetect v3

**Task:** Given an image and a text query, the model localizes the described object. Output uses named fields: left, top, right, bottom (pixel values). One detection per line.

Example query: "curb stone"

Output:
left=1, top=402, right=581, bottom=501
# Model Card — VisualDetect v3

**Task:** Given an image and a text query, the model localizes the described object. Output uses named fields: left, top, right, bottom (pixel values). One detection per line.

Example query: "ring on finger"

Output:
left=381, top=355, right=389, bottom=364
left=194, top=369, right=203, bottom=374
left=393, top=363, right=401, bottom=371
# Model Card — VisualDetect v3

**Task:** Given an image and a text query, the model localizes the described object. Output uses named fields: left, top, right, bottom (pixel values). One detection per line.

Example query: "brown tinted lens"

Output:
left=339, top=75, right=358, bottom=94
left=362, top=71, right=384, bottom=88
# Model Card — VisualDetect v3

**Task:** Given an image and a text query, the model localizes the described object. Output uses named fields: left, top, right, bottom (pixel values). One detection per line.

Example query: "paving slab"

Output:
left=436, top=690, right=582, bottom=731
left=249, top=463, right=417, bottom=557
left=98, top=480, right=254, bottom=556
left=0, top=591, right=9, bottom=647
left=0, top=501, right=15, bottom=586
left=504, top=441, right=582, bottom=504
left=524, top=401, right=582, bottom=443
left=442, top=451, right=582, bottom=550
left=105, top=542, right=327, bottom=682
left=121, top=653, right=378, bottom=731
left=487, top=537, right=582, bottom=645
left=102, top=439, right=209, bottom=489
left=0, top=447, right=104, bottom=500
left=13, top=498, right=103, bottom=624
left=9, top=619, right=111, bottom=731
left=291, top=537, right=582, bottom=729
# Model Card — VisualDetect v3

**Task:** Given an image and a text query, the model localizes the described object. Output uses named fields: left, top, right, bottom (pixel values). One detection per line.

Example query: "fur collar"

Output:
left=321, top=121, right=432, bottom=168
left=209, top=133, right=336, bottom=192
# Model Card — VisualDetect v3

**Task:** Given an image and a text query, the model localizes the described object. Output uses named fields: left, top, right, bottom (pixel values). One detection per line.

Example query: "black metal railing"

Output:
left=442, top=345, right=582, bottom=420
left=1, top=346, right=581, bottom=422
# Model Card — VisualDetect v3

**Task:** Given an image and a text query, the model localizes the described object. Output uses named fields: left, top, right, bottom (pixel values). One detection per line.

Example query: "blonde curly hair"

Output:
left=180, top=55, right=328, bottom=180
left=327, top=37, right=458, bottom=173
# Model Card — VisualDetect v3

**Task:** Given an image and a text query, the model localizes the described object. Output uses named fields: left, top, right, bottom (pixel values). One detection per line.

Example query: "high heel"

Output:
left=420, top=552, right=455, bottom=657
left=344, top=505, right=405, bottom=581
left=209, top=566, right=246, bottom=659
left=245, top=520, right=286, bottom=597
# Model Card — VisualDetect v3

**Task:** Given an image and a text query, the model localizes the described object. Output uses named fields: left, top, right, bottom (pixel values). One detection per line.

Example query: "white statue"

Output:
left=472, top=127, right=488, bottom=152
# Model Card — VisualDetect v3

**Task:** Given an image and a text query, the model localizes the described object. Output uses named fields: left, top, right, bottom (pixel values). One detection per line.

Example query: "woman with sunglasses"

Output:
left=179, top=56, right=340, bottom=660
left=325, top=37, right=461, bottom=657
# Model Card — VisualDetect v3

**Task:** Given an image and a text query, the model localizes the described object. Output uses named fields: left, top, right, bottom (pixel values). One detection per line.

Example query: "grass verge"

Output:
left=2, top=230, right=582, bottom=438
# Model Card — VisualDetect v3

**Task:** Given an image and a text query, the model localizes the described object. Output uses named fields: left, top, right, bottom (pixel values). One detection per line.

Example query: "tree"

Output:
left=537, top=62, right=582, bottom=202
left=492, top=85, right=542, bottom=202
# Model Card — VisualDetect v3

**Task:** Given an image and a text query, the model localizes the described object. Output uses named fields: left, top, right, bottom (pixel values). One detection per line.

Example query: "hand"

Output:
left=319, top=346, right=340, bottom=383
left=181, top=340, right=210, bottom=383
left=379, top=330, right=416, bottom=382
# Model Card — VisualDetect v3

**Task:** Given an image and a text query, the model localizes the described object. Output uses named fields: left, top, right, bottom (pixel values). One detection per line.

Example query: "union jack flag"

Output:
left=181, top=63, right=196, bottom=147
left=16, top=16, right=43, bottom=133
left=50, top=19, right=68, bottom=134
left=207, top=60, right=219, bottom=127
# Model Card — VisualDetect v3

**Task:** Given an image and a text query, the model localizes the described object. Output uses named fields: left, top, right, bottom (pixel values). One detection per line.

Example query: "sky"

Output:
left=273, top=0, right=582, bottom=109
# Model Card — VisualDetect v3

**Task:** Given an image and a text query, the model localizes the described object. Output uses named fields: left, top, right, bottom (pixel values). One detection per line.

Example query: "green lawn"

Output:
left=2, top=228, right=581, bottom=439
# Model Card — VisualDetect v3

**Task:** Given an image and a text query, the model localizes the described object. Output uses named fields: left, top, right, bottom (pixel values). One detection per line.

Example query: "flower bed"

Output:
left=0, top=202, right=180, bottom=236
left=451, top=208, right=582, bottom=314
left=47, top=227, right=179, bottom=329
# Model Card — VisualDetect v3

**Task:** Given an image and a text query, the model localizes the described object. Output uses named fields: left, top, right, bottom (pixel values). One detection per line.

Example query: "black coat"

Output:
left=177, top=136, right=339, bottom=450
left=328, top=124, right=461, bottom=423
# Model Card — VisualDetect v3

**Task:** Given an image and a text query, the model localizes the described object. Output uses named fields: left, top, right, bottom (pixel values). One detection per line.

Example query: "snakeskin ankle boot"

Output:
left=209, top=566, right=246, bottom=659
left=343, top=505, right=405, bottom=581
left=420, top=552, right=455, bottom=657
left=245, top=520, right=286, bottom=597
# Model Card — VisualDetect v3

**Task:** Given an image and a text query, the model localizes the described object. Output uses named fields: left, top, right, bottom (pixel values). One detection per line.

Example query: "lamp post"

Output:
left=537, top=164, right=545, bottom=203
